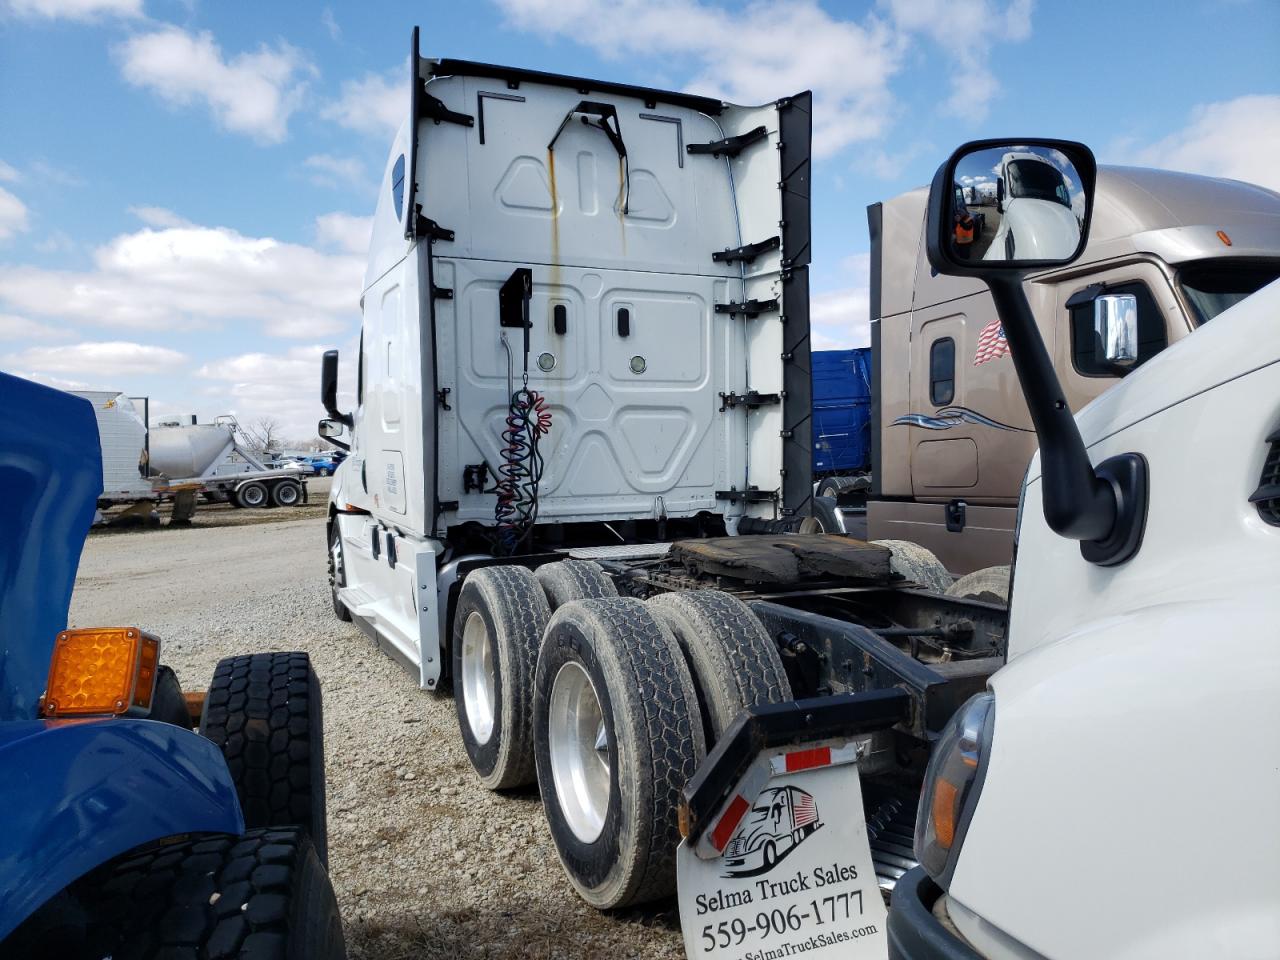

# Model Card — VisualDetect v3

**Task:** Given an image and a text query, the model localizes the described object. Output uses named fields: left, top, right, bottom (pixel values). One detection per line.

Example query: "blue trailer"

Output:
left=812, top=348, right=872, bottom=478
left=0, top=372, right=345, bottom=958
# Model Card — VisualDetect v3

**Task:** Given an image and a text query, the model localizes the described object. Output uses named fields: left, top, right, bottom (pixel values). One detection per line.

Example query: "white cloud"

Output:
left=28, top=159, right=84, bottom=187
left=320, top=6, right=340, bottom=41
left=314, top=212, right=372, bottom=256
left=2, top=0, right=141, bottom=19
left=0, top=186, right=29, bottom=241
left=1117, top=94, right=1280, bottom=194
left=5, top=340, right=188, bottom=375
left=129, top=205, right=191, bottom=228
left=0, top=160, right=19, bottom=183
left=811, top=253, right=870, bottom=349
left=0, top=312, right=70, bottom=340
left=198, top=343, right=355, bottom=439
left=115, top=26, right=314, bottom=143
left=0, top=215, right=363, bottom=338
left=879, top=0, right=1032, bottom=119
left=494, top=0, right=902, bottom=157
left=304, top=152, right=366, bottom=188
left=322, top=63, right=404, bottom=138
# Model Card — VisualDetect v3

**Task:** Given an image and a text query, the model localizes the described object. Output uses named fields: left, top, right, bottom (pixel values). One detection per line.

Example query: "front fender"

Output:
left=0, top=718, right=243, bottom=941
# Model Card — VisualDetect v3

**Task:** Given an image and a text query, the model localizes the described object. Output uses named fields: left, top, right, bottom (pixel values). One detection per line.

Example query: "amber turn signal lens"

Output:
left=930, top=777, right=960, bottom=850
left=40, top=627, right=161, bottom=718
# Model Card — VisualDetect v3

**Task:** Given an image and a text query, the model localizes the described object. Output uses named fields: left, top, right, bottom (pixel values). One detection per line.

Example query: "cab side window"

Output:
left=357, top=332, right=365, bottom=404
left=929, top=337, right=955, bottom=406
left=1069, top=282, right=1167, bottom=377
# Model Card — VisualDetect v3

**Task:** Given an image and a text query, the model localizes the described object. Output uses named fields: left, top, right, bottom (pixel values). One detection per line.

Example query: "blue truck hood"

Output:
left=0, top=373, right=102, bottom=721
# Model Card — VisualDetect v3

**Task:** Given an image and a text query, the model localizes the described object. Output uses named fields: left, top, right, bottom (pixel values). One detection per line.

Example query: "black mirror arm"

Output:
left=986, top=274, right=1116, bottom=541
left=321, top=349, right=354, bottom=428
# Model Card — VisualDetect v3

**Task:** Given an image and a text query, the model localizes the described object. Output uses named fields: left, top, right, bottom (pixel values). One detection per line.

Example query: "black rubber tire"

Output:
left=17, top=827, right=346, bottom=960
left=871, top=539, right=954, bottom=594
left=646, top=590, right=792, bottom=744
left=816, top=476, right=855, bottom=498
left=534, top=559, right=618, bottom=609
left=200, top=653, right=328, bottom=867
left=270, top=480, right=302, bottom=508
left=945, top=565, right=1011, bottom=605
left=534, top=597, right=705, bottom=909
left=809, top=496, right=846, bottom=535
left=327, top=524, right=351, bottom=622
left=150, top=664, right=192, bottom=730
left=451, top=565, right=550, bottom=790
left=236, top=481, right=269, bottom=508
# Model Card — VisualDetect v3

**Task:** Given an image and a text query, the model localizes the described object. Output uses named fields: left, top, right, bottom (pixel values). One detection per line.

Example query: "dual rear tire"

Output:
left=451, top=559, right=791, bottom=909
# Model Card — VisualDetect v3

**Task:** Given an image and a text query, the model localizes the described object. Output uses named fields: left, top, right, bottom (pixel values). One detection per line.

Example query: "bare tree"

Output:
left=242, top=416, right=283, bottom=452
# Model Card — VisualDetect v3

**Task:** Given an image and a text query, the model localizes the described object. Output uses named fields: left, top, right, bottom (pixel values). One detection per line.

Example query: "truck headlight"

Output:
left=915, top=692, right=995, bottom=886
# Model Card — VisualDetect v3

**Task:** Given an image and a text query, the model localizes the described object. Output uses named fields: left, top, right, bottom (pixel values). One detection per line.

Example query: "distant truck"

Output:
left=868, top=166, right=1280, bottom=573
left=811, top=348, right=872, bottom=482
left=73, top=392, right=310, bottom=513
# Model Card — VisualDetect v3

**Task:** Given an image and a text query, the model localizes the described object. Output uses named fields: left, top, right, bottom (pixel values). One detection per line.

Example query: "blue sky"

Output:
left=1, top=0, right=1277, bottom=438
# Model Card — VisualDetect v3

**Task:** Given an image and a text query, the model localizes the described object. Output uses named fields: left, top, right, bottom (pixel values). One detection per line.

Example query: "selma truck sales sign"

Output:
left=677, top=743, right=888, bottom=960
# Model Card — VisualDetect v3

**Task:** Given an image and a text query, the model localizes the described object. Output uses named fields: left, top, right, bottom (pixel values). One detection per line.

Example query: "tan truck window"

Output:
left=1069, top=282, right=1167, bottom=377
left=930, top=337, right=955, bottom=405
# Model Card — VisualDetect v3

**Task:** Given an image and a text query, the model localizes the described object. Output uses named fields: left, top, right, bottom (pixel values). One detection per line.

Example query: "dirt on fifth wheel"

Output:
left=69, top=512, right=685, bottom=960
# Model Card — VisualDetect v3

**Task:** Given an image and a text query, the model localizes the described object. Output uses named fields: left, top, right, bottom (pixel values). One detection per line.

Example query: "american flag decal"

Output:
left=792, top=790, right=819, bottom=829
left=973, top=318, right=1011, bottom=365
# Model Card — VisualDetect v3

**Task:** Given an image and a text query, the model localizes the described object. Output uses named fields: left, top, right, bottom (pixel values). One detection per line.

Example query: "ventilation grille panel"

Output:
left=1251, top=428, right=1280, bottom=526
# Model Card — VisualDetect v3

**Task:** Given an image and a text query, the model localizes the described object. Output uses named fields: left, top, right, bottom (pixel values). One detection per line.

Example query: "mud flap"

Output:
left=676, top=690, right=907, bottom=959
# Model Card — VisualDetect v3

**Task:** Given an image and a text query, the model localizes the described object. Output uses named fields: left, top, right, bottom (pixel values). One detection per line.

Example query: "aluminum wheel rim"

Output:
left=329, top=533, right=344, bottom=588
left=460, top=612, right=496, bottom=744
left=548, top=661, right=611, bottom=844
left=243, top=485, right=265, bottom=506
left=278, top=484, right=298, bottom=505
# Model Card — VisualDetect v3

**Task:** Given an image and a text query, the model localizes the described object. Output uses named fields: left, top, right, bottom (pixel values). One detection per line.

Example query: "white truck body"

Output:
left=939, top=279, right=1280, bottom=959
left=331, top=57, right=814, bottom=688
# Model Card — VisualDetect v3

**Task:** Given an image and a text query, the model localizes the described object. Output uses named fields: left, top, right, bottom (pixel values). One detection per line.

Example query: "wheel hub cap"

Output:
left=548, top=661, right=611, bottom=843
left=460, top=612, right=496, bottom=744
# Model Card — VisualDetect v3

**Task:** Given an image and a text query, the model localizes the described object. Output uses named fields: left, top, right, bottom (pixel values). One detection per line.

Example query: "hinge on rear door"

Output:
left=715, top=487, right=778, bottom=503
left=715, top=298, right=780, bottom=318
left=719, top=390, right=781, bottom=412
left=432, top=284, right=453, bottom=299
left=687, top=125, right=768, bottom=158
left=436, top=387, right=452, bottom=410
left=418, top=88, right=475, bottom=127
left=712, top=236, right=780, bottom=264
left=414, top=210, right=454, bottom=243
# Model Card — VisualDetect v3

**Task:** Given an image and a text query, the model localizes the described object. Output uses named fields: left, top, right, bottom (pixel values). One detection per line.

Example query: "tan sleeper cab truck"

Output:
left=867, top=167, right=1280, bottom=573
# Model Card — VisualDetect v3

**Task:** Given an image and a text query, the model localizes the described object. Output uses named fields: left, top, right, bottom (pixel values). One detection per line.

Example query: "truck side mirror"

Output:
left=321, top=349, right=353, bottom=428
left=1094, top=294, right=1139, bottom=367
left=927, top=139, right=1094, bottom=272
left=923, top=139, right=1146, bottom=567
left=317, top=417, right=350, bottom=452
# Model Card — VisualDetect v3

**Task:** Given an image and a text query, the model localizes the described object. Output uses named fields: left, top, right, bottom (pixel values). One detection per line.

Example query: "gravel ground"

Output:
left=70, top=512, right=685, bottom=960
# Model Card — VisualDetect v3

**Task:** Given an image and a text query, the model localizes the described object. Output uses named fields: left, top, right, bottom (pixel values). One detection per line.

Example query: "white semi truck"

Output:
left=883, top=142, right=1280, bottom=958
left=320, top=32, right=1010, bottom=913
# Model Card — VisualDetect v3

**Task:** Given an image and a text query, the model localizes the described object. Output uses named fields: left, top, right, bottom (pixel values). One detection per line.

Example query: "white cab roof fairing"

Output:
left=364, top=118, right=414, bottom=294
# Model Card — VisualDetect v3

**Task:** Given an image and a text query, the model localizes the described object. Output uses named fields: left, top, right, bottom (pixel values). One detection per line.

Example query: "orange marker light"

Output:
left=1217, top=230, right=1232, bottom=247
left=40, top=627, right=161, bottom=718
left=930, top=777, right=960, bottom=849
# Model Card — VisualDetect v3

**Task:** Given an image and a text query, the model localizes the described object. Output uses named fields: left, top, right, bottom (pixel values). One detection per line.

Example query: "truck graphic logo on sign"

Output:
left=720, top=785, right=822, bottom=878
